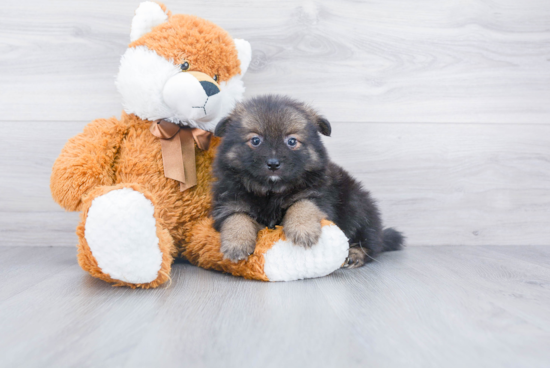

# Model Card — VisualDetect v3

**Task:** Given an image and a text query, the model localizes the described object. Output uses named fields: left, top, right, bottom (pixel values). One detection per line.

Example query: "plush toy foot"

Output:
left=185, top=219, right=349, bottom=282
left=76, top=184, right=175, bottom=288
left=263, top=222, right=349, bottom=281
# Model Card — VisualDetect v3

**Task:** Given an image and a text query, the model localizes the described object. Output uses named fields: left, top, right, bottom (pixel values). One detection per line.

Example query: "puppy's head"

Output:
left=214, top=95, right=331, bottom=194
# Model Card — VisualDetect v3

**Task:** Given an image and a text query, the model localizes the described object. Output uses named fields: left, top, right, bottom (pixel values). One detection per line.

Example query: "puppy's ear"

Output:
left=316, top=116, right=331, bottom=137
left=303, top=104, right=331, bottom=137
left=215, top=116, right=232, bottom=137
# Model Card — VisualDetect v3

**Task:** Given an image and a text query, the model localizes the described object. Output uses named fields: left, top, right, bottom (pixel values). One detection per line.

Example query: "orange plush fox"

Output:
left=50, top=2, right=348, bottom=288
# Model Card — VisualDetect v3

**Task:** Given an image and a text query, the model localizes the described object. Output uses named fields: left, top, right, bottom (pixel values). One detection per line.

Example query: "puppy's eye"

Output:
left=213, top=74, right=219, bottom=82
left=180, top=61, right=190, bottom=71
left=250, top=136, right=262, bottom=147
left=286, top=137, right=298, bottom=147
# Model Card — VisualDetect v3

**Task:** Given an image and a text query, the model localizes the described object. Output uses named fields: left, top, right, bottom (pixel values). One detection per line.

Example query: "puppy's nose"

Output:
left=267, top=158, right=281, bottom=171
left=200, top=81, right=220, bottom=97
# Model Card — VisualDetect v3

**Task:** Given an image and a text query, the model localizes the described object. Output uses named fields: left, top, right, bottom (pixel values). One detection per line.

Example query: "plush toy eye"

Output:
left=180, top=61, right=190, bottom=71
left=250, top=136, right=262, bottom=147
left=286, top=137, right=298, bottom=147
left=213, top=74, right=219, bottom=82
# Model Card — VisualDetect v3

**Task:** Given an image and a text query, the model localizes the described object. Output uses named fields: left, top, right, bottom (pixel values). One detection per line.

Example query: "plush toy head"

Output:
left=116, top=1, right=252, bottom=131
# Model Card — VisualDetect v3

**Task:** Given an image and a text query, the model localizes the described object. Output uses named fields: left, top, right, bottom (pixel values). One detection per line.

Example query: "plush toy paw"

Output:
left=220, top=213, right=259, bottom=262
left=186, top=218, right=349, bottom=282
left=264, top=222, right=349, bottom=281
left=84, top=187, right=164, bottom=284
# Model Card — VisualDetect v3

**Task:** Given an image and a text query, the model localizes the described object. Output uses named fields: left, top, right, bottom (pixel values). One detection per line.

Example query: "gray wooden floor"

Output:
left=1, top=246, right=549, bottom=368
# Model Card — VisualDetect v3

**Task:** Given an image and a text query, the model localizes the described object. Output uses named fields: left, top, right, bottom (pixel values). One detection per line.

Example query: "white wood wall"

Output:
left=1, top=0, right=549, bottom=246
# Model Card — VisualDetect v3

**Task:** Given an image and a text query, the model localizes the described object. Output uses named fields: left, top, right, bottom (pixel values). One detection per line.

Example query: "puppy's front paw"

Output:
left=283, top=220, right=322, bottom=248
left=282, top=200, right=325, bottom=248
left=220, top=214, right=259, bottom=263
left=342, top=247, right=369, bottom=269
left=220, top=237, right=255, bottom=262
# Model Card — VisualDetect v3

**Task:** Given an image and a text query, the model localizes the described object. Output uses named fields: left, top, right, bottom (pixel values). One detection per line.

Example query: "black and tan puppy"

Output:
left=212, top=95, right=403, bottom=267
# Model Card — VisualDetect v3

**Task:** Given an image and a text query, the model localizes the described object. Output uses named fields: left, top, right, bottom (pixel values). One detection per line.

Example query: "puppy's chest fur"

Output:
left=247, top=194, right=287, bottom=229
left=236, top=188, right=319, bottom=229
left=214, top=178, right=328, bottom=231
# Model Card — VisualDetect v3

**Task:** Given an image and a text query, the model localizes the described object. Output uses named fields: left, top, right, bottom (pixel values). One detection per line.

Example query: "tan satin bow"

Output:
left=150, top=119, right=213, bottom=191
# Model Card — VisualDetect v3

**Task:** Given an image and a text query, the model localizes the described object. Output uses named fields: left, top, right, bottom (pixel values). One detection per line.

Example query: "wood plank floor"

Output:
left=1, top=246, right=549, bottom=368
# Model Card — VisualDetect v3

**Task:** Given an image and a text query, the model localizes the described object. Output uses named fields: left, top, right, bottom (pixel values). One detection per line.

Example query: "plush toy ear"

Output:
left=130, top=1, right=170, bottom=42
left=234, top=39, right=252, bottom=75
left=316, top=117, right=331, bottom=137
left=215, top=116, right=233, bottom=137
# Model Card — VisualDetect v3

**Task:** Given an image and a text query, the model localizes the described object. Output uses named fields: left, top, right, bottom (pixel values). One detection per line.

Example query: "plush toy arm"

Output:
left=185, top=218, right=349, bottom=282
left=50, top=117, right=127, bottom=211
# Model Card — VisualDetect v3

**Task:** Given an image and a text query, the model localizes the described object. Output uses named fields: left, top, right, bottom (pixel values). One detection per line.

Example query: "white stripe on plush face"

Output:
left=115, top=46, right=245, bottom=131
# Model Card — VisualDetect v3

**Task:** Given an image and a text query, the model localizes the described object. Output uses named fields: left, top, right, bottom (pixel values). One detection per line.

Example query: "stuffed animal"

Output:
left=50, top=1, right=349, bottom=288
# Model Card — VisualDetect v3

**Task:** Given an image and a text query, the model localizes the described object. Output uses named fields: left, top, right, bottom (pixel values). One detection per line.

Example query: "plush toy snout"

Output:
left=188, top=71, right=221, bottom=96
left=162, top=71, right=223, bottom=123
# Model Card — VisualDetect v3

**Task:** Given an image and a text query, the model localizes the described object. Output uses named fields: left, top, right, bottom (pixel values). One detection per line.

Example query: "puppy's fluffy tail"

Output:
left=381, top=228, right=404, bottom=252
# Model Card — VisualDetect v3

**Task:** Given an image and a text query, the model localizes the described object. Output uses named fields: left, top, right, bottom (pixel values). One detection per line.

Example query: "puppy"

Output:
left=212, top=95, right=404, bottom=268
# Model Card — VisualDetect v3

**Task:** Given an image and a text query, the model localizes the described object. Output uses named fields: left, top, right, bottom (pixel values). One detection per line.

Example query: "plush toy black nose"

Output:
left=267, top=158, right=280, bottom=171
left=200, top=81, right=220, bottom=97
